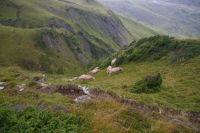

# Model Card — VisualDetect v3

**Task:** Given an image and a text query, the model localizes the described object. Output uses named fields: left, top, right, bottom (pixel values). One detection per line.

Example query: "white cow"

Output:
left=111, top=58, right=117, bottom=65
left=78, top=74, right=95, bottom=80
left=107, top=66, right=123, bottom=76
left=68, top=77, right=78, bottom=82
left=90, top=67, right=100, bottom=74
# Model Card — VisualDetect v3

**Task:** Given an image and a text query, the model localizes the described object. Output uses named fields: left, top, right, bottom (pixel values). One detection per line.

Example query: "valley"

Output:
left=98, top=0, right=200, bottom=38
left=0, top=0, right=200, bottom=133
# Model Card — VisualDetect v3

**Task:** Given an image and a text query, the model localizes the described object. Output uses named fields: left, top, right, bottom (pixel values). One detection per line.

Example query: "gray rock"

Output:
left=0, top=87, right=5, bottom=90
left=38, top=74, right=45, bottom=83
left=0, top=82, right=5, bottom=85
left=17, top=84, right=26, bottom=92
left=74, top=95, right=91, bottom=103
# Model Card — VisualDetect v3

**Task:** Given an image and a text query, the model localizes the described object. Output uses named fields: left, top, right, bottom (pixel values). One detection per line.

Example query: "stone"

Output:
left=0, top=82, right=5, bottom=85
left=0, top=87, right=5, bottom=90
left=17, top=84, right=26, bottom=92
left=74, top=95, right=91, bottom=103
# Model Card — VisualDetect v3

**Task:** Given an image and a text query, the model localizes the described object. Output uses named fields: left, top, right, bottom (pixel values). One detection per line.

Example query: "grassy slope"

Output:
left=98, top=0, right=200, bottom=38
left=0, top=66, right=196, bottom=133
left=0, top=62, right=198, bottom=132
left=119, top=15, right=158, bottom=40
left=0, top=25, right=84, bottom=75
left=1, top=36, right=199, bottom=132
left=0, top=0, right=136, bottom=74
left=83, top=36, right=200, bottom=112
left=87, top=57, right=200, bottom=112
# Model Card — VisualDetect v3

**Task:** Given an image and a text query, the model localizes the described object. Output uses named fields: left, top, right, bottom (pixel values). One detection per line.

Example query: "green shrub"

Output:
left=131, top=73, right=162, bottom=93
left=5, top=81, right=17, bottom=88
left=98, top=35, right=200, bottom=67
left=28, top=81, right=39, bottom=88
left=0, top=106, right=88, bottom=133
left=39, top=56, right=54, bottom=74
left=17, top=59, right=39, bottom=70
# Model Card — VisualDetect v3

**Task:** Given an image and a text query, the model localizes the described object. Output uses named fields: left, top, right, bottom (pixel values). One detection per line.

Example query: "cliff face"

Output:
left=66, top=7, right=132, bottom=46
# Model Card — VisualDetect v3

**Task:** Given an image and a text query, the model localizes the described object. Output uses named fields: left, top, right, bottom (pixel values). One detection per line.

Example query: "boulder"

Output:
left=0, top=87, right=5, bottom=90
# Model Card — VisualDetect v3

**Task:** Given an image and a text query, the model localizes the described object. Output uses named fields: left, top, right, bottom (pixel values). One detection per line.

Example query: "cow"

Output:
left=111, top=58, right=117, bottom=65
left=78, top=74, right=95, bottom=80
left=90, top=67, right=100, bottom=74
left=107, top=66, right=123, bottom=76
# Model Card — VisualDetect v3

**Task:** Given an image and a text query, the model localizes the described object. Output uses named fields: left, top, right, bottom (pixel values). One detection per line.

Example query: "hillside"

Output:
left=0, top=0, right=135, bottom=74
left=0, top=36, right=199, bottom=132
left=98, top=0, right=200, bottom=38
left=0, top=0, right=200, bottom=132
left=90, top=36, right=200, bottom=111
left=118, top=15, right=158, bottom=40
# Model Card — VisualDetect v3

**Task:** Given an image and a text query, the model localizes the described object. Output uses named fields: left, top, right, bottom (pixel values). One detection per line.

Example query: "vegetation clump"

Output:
left=0, top=106, right=88, bottom=133
left=97, top=35, right=200, bottom=68
left=131, top=73, right=162, bottom=93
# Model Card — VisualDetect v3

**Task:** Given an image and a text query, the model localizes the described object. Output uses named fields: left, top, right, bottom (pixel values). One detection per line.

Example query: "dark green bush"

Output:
left=28, top=81, right=39, bottom=88
left=98, top=35, right=200, bottom=68
left=5, top=81, right=17, bottom=88
left=18, top=59, right=39, bottom=70
left=130, top=73, right=162, bottom=93
left=39, top=56, right=54, bottom=74
left=0, top=106, right=88, bottom=133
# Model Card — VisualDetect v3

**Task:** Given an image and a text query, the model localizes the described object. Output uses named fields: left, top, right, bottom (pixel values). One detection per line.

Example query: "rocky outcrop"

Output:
left=66, top=7, right=132, bottom=46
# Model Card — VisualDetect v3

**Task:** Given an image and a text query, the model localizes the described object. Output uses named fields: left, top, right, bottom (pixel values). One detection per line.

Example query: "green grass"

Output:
left=0, top=57, right=198, bottom=132
left=119, top=15, right=158, bottom=40
left=85, top=56, right=200, bottom=112
left=0, top=25, right=85, bottom=75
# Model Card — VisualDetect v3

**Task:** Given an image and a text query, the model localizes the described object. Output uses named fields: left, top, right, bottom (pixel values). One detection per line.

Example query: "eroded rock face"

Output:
left=40, top=84, right=88, bottom=99
left=56, top=85, right=86, bottom=98
left=49, top=17, right=74, bottom=33
left=66, top=7, right=132, bottom=46
left=74, top=95, right=91, bottom=103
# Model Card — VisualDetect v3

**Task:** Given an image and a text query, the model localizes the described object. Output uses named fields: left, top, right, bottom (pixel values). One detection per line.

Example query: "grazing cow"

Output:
left=78, top=74, right=95, bottom=80
left=111, top=58, right=117, bottom=65
left=107, top=66, right=123, bottom=76
left=90, top=67, right=100, bottom=74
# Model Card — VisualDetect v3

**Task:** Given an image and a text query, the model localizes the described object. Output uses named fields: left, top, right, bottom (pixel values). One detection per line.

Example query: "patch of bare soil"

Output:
left=39, top=84, right=86, bottom=98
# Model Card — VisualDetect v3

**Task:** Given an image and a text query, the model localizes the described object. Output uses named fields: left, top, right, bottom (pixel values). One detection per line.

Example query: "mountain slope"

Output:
left=98, top=0, right=200, bottom=38
left=118, top=15, right=158, bottom=40
left=0, top=0, right=134, bottom=74
left=0, top=36, right=199, bottom=132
